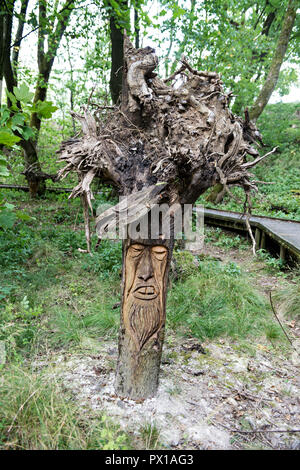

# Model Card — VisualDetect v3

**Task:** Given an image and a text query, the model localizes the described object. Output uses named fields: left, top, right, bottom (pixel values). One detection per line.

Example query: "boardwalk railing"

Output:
left=197, top=207, right=300, bottom=262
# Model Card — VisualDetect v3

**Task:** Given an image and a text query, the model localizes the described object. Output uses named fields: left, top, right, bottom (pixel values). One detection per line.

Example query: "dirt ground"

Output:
left=31, top=243, right=300, bottom=450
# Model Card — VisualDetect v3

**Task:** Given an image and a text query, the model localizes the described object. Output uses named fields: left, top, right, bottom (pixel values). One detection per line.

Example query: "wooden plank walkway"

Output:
left=0, top=184, right=73, bottom=193
left=200, top=208, right=300, bottom=261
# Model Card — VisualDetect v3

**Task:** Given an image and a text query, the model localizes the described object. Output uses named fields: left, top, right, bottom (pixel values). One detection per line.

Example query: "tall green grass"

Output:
left=274, top=282, right=300, bottom=320
left=0, top=367, right=130, bottom=450
left=167, top=259, right=281, bottom=340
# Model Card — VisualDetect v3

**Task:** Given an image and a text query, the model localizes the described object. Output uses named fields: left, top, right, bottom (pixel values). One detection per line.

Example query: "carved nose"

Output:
left=138, top=251, right=154, bottom=282
left=138, top=271, right=154, bottom=282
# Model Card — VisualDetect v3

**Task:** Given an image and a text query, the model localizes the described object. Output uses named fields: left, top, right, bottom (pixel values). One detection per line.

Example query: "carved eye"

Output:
left=129, top=244, right=144, bottom=258
left=152, top=246, right=167, bottom=261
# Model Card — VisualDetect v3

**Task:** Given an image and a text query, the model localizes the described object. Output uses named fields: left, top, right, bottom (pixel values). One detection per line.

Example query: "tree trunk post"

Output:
left=260, top=231, right=266, bottom=250
left=115, top=233, right=174, bottom=399
left=255, top=228, right=261, bottom=249
left=280, top=245, right=286, bottom=263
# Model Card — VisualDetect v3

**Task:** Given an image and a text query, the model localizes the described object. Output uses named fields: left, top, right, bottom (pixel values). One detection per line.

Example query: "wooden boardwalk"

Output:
left=200, top=208, right=300, bottom=262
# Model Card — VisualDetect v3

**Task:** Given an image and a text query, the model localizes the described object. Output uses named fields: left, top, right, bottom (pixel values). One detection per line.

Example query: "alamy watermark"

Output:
left=96, top=198, right=204, bottom=251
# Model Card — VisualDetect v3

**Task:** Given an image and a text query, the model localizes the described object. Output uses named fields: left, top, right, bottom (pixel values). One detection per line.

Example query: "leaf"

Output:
left=0, top=165, right=10, bottom=177
left=13, top=83, right=34, bottom=103
left=0, top=130, right=21, bottom=147
left=34, top=100, right=58, bottom=119
left=6, top=91, right=17, bottom=105
left=4, top=202, right=14, bottom=210
left=21, top=126, right=35, bottom=141
left=0, top=156, right=9, bottom=177
left=15, top=210, right=34, bottom=222
left=0, top=108, right=10, bottom=125
left=0, top=210, right=16, bottom=229
left=11, top=113, right=25, bottom=128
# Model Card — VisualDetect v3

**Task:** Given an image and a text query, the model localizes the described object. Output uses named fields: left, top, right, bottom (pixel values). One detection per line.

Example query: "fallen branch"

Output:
left=0, top=184, right=73, bottom=193
left=218, top=422, right=300, bottom=435
left=269, top=291, right=297, bottom=350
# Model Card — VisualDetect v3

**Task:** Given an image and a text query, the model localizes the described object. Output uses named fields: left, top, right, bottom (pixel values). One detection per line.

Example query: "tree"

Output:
left=58, top=37, right=270, bottom=399
left=1, top=0, right=75, bottom=196
left=249, top=0, right=298, bottom=120
left=155, top=0, right=299, bottom=116
left=104, top=0, right=130, bottom=104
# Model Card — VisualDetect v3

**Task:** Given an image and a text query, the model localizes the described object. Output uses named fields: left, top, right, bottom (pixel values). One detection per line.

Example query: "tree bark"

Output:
left=249, top=0, right=297, bottom=121
left=2, top=0, right=74, bottom=196
left=134, top=5, right=140, bottom=49
left=20, top=138, right=46, bottom=197
left=12, top=0, right=29, bottom=80
left=105, top=0, right=129, bottom=104
left=115, top=235, right=174, bottom=399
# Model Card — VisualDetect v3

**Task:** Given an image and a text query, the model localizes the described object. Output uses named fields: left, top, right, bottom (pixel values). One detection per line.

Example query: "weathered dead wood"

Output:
left=57, top=37, right=270, bottom=214
left=115, top=235, right=173, bottom=399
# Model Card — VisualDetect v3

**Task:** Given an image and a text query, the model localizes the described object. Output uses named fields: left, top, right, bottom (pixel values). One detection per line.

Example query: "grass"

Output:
left=204, top=227, right=249, bottom=251
left=139, top=422, right=161, bottom=450
left=167, top=257, right=282, bottom=342
left=0, top=366, right=130, bottom=450
left=274, top=282, right=300, bottom=320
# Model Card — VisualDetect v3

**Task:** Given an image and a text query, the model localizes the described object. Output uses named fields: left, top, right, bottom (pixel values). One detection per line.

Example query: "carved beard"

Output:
left=127, top=296, right=162, bottom=351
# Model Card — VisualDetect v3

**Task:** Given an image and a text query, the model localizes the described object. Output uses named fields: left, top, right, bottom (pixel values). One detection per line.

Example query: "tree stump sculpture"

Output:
left=58, top=36, right=272, bottom=399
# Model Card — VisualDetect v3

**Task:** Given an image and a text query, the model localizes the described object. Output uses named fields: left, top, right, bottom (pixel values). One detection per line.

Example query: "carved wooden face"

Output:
left=123, top=243, right=168, bottom=351
left=125, top=244, right=168, bottom=302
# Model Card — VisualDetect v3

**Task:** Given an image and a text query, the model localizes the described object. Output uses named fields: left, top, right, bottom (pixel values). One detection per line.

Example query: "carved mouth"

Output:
left=133, top=285, right=158, bottom=300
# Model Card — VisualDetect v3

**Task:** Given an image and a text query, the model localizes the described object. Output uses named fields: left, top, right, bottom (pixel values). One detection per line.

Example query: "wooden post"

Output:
left=280, top=245, right=286, bottom=262
left=255, top=228, right=261, bottom=250
left=260, top=231, right=266, bottom=250
left=115, top=236, right=174, bottom=399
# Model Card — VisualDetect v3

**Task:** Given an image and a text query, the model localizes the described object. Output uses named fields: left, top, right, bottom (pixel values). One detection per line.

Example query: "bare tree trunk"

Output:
left=115, top=235, right=174, bottom=399
left=0, top=2, right=5, bottom=107
left=134, top=3, right=140, bottom=49
left=11, top=0, right=29, bottom=79
left=107, top=0, right=129, bottom=104
left=249, top=0, right=297, bottom=121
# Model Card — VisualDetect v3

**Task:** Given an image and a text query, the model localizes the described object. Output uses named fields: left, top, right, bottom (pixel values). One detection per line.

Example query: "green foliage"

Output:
left=256, top=249, right=286, bottom=272
left=12, top=83, right=34, bottom=103
left=153, top=0, right=298, bottom=112
left=205, top=227, right=249, bottom=250
left=0, top=220, right=35, bottom=275
left=81, top=240, right=122, bottom=279
left=0, top=130, right=21, bottom=147
left=167, top=259, right=281, bottom=341
left=171, top=250, right=199, bottom=281
left=2, top=83, right=58, bottom=143
left=0, top=367, right=130, bottom=450
left=0, top=298, right=43, bottom=361
left=257, top=102, right=300, bottom=150
left=139, top=422, right=161, bottom=450
left=0, top=156, right=10, bottom=177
